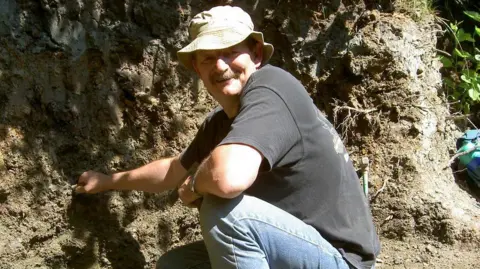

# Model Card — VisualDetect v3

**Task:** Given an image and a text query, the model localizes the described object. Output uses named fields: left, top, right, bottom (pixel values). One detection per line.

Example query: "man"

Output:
left=76, top=5, right=380, bottom=269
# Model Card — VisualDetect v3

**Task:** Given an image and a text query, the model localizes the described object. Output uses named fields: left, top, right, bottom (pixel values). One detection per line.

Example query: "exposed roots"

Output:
left=370, top=175, right=389, bottom=202
left=333, top=100, right=380, bottom=142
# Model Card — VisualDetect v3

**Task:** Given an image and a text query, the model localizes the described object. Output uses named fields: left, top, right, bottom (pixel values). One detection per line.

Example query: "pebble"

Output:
left=425, top=244, right=436, bottom=254
left=101, top=256, right=110, bottom=265
left=8, top=239, right=24, bottom=252
left=0, top=152, right=5, bottom=171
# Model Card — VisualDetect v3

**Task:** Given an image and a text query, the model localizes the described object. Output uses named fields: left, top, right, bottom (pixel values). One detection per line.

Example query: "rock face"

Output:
left=337, top=11, right=480, bottom=244
left=0, top=0, right=479, bottom=268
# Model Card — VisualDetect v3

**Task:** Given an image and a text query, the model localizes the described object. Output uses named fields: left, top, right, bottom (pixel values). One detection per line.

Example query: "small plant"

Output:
left=440, top=11, right=480, bottom=114
left=395, top=0, right=434, bottom=21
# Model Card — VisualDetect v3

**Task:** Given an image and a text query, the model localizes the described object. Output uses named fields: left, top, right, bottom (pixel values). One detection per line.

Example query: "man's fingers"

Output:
left=178, top=185, right=202, bottom=208
left=77, top=171, right=91, bottom=184
left=77, top=177, right=87, bottom=184
left=74, top=185, right=87, bottom=193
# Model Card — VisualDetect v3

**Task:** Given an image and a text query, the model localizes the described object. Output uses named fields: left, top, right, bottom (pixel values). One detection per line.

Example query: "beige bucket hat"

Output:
left=177, top=6, right=274, bottom=70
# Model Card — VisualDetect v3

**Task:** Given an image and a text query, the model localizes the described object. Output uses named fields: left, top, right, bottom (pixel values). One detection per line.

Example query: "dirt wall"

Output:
left=0, top=0, right=479, bottom=268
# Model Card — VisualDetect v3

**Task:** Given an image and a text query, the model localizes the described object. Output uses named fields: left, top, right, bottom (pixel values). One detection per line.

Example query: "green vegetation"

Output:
left=440, top=11, right=480, bottom=113
left=395, top=0, right=434, bottom=21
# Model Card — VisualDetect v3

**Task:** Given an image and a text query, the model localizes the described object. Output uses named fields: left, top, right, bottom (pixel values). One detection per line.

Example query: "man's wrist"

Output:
left=189, top=175, right=203, bottom=196
left=110, top=172, right=126, bottom=190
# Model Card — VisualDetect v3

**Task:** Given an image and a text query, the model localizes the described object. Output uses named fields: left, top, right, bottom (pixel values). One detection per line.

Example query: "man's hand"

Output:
left=178, top=176, right=202, bottom=208
left=74, top=171, right=113, bottom=194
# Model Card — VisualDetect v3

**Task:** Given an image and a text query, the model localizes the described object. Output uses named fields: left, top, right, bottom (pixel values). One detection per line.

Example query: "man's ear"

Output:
left=192, top=56, right=200, bottom=75
left=254, top=42, right=263, bottom=68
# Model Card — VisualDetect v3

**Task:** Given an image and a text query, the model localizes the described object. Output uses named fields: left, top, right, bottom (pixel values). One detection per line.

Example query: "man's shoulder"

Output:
left=205, top=106, right=228, bottom=122
left=250, top=65, right=299, bottom=87
left=208, top=106, right=225, bottom=116
left=245, top=65, right=304, bottom=98
left=256, top=64, right=291, bottom=77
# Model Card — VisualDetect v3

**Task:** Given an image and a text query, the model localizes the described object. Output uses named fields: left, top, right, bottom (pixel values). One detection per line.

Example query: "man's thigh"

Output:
left=156, top=241, right=210, bottom=269
left=200, top=194, right=349, bottom=269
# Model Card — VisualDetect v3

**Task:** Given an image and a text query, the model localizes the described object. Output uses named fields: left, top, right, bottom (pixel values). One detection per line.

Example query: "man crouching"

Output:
left=76, top=5, right=380, bottom=269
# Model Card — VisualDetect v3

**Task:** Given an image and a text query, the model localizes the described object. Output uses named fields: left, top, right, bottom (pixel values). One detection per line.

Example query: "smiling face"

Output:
left=193, top=38, right=263, bottom=117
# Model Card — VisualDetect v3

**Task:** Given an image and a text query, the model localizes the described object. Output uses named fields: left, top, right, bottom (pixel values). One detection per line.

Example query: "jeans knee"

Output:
left=199, top=194, right=266, bottom=244
left=199, top=194, right=244, bottom=229
left=199, top=194, right=250, bottom=257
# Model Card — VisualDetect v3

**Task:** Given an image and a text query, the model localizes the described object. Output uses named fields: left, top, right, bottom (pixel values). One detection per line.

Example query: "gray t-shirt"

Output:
left=181, top=65, right=380, bottom=268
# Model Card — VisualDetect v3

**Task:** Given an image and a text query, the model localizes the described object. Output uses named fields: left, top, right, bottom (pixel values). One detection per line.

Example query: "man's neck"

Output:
left=223, top=103, right=240, bottom=119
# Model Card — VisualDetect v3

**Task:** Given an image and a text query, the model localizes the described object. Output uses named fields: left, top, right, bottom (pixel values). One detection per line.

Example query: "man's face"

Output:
left=193, top=40, right=262, bottom=103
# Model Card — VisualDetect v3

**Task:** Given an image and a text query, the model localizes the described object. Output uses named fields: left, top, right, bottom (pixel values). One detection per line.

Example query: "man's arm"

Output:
left=75, top=156, right=188, bottom=194
left=193, top=143, right=263, bottom=199
left=188, top=87, right=299, bottom=200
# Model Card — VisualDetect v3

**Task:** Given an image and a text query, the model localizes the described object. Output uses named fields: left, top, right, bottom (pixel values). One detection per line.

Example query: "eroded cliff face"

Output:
left=1, top=1, right=206, bottom=268
left=0, top=1, right=479, bottom=268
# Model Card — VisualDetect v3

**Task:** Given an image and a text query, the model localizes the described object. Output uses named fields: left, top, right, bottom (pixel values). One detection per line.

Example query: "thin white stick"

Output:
left=371, top=177, right=389, bottom=201
left=447, top=146, right=480, bottom=167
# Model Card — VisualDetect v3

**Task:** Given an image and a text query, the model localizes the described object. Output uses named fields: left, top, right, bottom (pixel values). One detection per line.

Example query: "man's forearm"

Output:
left=111, top=157, right=185, bottom=193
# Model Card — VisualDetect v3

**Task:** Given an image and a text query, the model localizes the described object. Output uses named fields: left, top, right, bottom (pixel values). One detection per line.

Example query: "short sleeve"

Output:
left=219, top=87, right=301, bottom=169
left=180, top=125, right=204, bottom=170
left=180, top=108, right=232, bottom=170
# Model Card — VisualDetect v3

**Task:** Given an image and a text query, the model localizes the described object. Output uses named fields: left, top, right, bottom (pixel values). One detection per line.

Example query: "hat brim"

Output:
left=177, top=30, right=274, bottom=71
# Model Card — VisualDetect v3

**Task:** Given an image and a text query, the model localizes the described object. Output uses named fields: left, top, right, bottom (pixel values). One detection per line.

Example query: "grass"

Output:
left=394, top=0, right=435, bottom=21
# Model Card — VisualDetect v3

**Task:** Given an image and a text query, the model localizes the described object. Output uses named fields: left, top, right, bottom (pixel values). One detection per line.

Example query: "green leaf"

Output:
left=473, top=72, right=480, bottom=80
left=462, top=74, right=472, bottom=83
left=463, top=69, right=477, bottom=78
left=444, top=77, right=455, bottom=88
left=450, top=23, right=458, bottom=32
left=476, top=26, right=480, bottom=36
left=457, top=60, right=466, bottom=67
left=474, top=78, right=480, bottom=87
left=475, top=55, right=480, bottom=62
left=459, top=82, right=470, bottom=89
left=468, top=88, right=480, bottom=101
left=457, top=28, right=475, bottom=42
left=452, top=90, right=461, bottom=99
left=475, top=82, right=480, bottom=91
left=465, top=11, right=480, bottom=23
left=454, top=48, right=472, bottom=58
left=440, top=56, right=453, bottom=68
left=464, top=103, right=471, bottom=114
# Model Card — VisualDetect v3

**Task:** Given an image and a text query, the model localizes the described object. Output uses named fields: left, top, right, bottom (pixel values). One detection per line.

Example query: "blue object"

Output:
left=456, top=130, right=480, bottom=188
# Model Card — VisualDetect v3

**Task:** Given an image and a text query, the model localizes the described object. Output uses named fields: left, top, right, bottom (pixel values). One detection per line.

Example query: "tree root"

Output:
left=333, top=101, right=379, bottom=142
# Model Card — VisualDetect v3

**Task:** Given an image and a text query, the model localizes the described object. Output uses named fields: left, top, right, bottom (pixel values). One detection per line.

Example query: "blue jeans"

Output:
left=157, top=194, right=349, bottom=269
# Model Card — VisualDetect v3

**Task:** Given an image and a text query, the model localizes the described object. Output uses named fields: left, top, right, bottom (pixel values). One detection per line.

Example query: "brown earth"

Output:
left=0, top=0, right=479, bottom=268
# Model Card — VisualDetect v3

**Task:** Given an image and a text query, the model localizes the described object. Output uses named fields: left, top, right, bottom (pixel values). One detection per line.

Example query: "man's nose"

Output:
left=215, top=56, right=230, bottom=72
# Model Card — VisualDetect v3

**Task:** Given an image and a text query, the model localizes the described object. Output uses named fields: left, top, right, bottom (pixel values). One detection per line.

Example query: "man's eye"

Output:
left=202, top=57, right=215, bottom=64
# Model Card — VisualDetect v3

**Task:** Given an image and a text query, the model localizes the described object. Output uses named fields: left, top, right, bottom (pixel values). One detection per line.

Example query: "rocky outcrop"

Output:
left=0, top=0, right=478, bottom=268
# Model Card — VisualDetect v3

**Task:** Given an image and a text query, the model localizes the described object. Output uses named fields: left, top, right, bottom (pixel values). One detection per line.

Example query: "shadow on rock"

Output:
left=451, top=163, right=480, bottom=204
left=66, top=192, right=146, bottom=269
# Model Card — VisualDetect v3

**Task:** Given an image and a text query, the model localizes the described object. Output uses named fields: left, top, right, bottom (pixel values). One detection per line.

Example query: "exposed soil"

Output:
left=0, top=0, right=479, bottom=268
